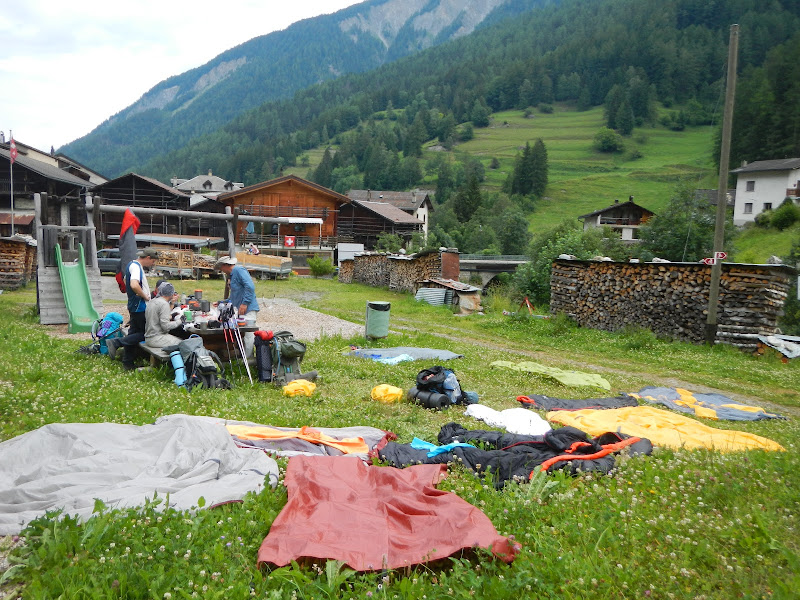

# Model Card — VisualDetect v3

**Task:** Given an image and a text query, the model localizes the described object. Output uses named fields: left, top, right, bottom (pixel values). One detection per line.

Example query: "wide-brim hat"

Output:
left=214, top=256, right=237, bottom=269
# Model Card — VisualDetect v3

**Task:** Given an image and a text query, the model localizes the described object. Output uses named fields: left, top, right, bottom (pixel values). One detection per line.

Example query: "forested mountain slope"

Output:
left=61, top=0, right=543, bottom=177
left=125, top=0, right=800, bottom=188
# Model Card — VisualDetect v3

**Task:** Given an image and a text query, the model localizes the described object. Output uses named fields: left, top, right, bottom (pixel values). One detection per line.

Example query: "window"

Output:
left=746, top=180, right=755, bottom=192
left=763, top=203, right=773, bottom=211
left=744, top=203, right=753, bottom=214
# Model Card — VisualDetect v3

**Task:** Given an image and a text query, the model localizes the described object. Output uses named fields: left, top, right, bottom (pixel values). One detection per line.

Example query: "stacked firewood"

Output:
left=155, top=249, right=194, bottom=269
left=550, top=259, right=794, bottom=350
left=338, top=259, right=354, bottom=283
left=0, top=239, right=32, bottom=290
left=344, top=251, right=444, bottom=292
left=192, top=254, right=217, bottom=270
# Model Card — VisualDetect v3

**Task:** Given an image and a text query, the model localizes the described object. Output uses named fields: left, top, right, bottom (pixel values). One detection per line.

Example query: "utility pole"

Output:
left=705, top=24, right=739, bottom=345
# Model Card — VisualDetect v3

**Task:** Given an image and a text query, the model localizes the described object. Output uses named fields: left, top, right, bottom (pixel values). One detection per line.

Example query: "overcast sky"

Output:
left=0, top=0, right=362, bottom=152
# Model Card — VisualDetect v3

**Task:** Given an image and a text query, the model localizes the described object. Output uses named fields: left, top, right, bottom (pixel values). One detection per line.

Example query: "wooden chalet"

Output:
left=347, top=189, right=434, bottom=235
left=216, top=175, right=349, bottom=266
left=0, top=140, right=97, bottom=238
left=339, top=199, right=423, bottom=248
left=91, top=173, right=191, bottom=244
left=578, top=198, right=655, bottom=243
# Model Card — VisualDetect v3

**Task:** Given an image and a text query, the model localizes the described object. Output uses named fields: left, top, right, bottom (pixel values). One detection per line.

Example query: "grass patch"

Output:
left=1, top=278, right=799, bottom=599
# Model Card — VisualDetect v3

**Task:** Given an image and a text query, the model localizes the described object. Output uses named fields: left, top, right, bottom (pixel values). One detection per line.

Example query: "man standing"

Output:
left=215, top=255, right=259, bottom=358
left=120, top=248, right=157, bottom=370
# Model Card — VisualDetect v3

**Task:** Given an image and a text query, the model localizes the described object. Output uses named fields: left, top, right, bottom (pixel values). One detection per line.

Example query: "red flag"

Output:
left=9, top=138, right=17, bottom=164
left=284, top=235, right=296, bottom=247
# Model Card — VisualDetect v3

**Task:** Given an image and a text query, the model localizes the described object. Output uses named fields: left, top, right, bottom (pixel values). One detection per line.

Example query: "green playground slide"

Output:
left=55, top=244, right=100, bottom=333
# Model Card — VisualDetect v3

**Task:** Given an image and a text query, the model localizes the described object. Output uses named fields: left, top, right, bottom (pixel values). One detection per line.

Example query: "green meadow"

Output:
left=1, top=276, right=798, bottom=599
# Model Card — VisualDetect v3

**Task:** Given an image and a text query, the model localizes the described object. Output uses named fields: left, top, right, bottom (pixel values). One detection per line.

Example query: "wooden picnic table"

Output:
left=186, top=324, right=258, bottom=361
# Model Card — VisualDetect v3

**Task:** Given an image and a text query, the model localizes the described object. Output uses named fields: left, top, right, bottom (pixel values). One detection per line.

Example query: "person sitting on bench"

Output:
left=144, top=282, right=189, bottom=351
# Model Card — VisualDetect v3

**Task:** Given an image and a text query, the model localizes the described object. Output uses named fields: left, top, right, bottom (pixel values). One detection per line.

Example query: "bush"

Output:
left=770, top=199, right=800, bottom=230
left=538, top=103, right=554, bottom=114
left=306, top=255, right=336, bottom=278
left=593, top=127, right=624, bottom=152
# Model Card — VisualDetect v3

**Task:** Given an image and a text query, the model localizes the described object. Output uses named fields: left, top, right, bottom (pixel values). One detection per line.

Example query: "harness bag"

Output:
left=175, top=335, right=231, bottom=391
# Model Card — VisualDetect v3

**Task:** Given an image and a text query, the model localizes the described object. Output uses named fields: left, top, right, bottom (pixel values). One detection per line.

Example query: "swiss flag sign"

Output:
left=284, top=235, right=296, bottom=247
left=9, top=138, right=18, bottom=164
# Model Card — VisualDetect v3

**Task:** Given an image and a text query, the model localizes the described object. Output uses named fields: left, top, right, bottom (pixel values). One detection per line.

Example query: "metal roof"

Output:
left=348, top=189, right=433, bottom=211
left=0, top=212, right=35, bottom=226
left=730, top=158, right=800, bottom=173
left=352, top=200, right=423, bottom=224
left=217, top=174, right=351, bottom=203
left=0, top=146, right=96, bottom=187
left=107, top=233, right=225, bottom=248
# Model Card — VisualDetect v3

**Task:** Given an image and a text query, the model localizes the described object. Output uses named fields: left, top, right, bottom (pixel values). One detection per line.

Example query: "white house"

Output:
left=730, top=158, right=800, bottom=226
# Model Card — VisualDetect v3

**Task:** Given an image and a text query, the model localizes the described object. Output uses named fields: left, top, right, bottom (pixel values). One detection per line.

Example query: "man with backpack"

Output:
left=108, top=248, right=157, bottom=370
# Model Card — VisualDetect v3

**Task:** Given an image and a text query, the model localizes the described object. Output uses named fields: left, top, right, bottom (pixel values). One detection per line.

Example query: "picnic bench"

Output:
left=139, top=343, right=171, bottom=367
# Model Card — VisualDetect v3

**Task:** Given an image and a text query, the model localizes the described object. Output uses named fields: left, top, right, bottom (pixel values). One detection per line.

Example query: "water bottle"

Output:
left=442, top=371, right=462, bottom=404
left=170, top=350, right=187, bottom=387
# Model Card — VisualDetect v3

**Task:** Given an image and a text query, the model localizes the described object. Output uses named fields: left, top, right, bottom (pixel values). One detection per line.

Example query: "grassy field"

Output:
left=1, top=277, right=799, bottom=599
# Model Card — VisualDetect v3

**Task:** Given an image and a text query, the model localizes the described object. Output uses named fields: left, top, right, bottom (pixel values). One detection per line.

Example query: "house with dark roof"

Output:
left=171, top=170, right=244, bottom=209
left=347, top=189, right=434, bottom=235
left=339, top=198, right=424, bottom=248
left=730, top=158, right=800, bottom=226
left=0, top=139, right=100, bottom=237
left=578, top=198, right=655, bottom=243
left=90, top=173, right=192, bottom=244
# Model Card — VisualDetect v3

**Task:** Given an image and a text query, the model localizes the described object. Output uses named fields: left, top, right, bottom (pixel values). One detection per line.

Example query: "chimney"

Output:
left=208, top=169, right=213, bottom=176
left=614, top=198, right=619, bottom=204
left=0, top=131, right=4, bottom=144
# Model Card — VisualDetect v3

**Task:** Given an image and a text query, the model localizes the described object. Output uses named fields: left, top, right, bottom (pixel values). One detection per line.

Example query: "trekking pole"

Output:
left=223, top=319, right=244, bottom=379
left=232, top=320, right=253, bottom=384
left=220, top=321, right=236, bottom=379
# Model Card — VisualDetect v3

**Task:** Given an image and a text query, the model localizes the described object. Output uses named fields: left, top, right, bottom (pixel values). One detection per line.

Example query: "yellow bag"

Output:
left=283, top=379, right=317, bottom=397
left=371, top=384, right=404, bottom=403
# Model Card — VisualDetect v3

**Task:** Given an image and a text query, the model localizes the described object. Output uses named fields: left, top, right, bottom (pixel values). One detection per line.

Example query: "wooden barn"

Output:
left=91, top=173, right=191, bottom=244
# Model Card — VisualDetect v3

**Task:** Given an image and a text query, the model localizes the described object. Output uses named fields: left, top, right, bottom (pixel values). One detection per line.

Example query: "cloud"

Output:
left=0, top=0, right=360, bottom=151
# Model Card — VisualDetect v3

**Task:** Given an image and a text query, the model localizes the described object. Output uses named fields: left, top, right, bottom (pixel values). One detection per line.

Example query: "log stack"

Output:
left=341, top=250, right=444, bottom=293
left=0, top=238, right=35, bottom=290
left=549, top=259, right=794, bottom=351
left=154, top=249, right=194, bottom=271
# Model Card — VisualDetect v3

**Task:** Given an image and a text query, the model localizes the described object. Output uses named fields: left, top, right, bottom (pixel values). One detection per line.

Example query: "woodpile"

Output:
left=154, top=249, right=194, bottom=270
left=550, top=259, right=794, bottom=351
left=340, top=251, right=443, bottom=292
left=0, top=238, right=36, bottom=290
left=192, top=254, right=217, bottom=270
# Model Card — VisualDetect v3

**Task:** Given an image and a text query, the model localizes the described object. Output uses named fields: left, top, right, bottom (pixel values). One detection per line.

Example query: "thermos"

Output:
left=170, top=350, right=187, bottom=387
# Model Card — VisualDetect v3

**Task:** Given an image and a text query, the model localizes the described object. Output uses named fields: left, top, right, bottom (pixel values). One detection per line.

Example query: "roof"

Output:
left=420, top=278, right=481, bottom=293
left=174, top=173, right=243, bottom=194
left=217, top=174, right=351, bottom=204
left=107, top=233, right=225, bottom=248
left=0, top=212, right=35, bottom=226
left=578, top=199, right=654, bottom=220
left=0, top=146, right=97, bottom=188
left=352, top=200, right=423, bottom=224
left=347, top=189, right=433, bottom=211
left=730, top=158, right=800, bottom=174
left=93, top=173, right=190, bottom=198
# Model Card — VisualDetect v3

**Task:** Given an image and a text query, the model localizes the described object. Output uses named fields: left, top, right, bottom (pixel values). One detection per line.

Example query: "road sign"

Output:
left=715, top=251, right=728, bottom=260
left=702, top=258, right=716, bottom=265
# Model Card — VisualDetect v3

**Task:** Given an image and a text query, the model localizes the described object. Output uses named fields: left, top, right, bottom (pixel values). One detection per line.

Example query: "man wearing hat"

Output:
left=215, top=255, right=259, bottom=357
left=116, top=248, right=158, bottom=370
left=144, top=281, right=188, bottom=350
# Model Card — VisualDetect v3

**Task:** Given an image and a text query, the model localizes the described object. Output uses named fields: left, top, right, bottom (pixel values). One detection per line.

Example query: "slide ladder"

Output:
left=55, top=244, right=100, bottom=333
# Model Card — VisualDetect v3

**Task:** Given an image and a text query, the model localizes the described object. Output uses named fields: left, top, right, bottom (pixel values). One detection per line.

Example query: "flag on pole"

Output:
left=116, top=209, right=141, bottom=293
left=9, top=138, right=17, bottom=164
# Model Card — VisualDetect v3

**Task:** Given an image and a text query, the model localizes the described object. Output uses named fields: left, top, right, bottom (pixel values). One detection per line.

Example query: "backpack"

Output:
left=175, top=335, right=231, bottom=391
left=410, top=366, right=477, bottom=408
left=77, top=312, right=124, bottom=355
left=268, top=330, right=307, bottom=386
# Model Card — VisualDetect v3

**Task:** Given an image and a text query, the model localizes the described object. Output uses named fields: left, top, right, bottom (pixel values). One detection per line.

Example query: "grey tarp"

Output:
left=348, top=347, right=463, bottom=362
left=0, top=414, right=278, bottom=535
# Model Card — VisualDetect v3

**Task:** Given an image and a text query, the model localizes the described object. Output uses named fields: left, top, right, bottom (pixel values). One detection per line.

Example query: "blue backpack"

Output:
left=92, top=312, right=124, bottom=355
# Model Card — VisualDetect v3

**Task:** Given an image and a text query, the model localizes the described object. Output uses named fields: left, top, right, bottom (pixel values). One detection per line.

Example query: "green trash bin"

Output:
left=365, top=301, right=390, bottom=339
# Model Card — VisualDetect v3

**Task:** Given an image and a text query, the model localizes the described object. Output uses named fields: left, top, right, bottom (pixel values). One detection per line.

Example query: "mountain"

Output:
left=61, top=0, right=543, bottom=178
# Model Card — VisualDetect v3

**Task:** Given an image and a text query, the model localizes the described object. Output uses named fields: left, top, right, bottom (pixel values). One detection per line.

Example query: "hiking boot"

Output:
left=106, top=338, right=120, bottom=360
left=123, top=362, right=136, bottom=371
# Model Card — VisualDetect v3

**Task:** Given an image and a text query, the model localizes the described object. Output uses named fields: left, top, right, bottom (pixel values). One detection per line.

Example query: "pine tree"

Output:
left=312, top=147, right=333, bottom=189
left=454, top=174, right=483, bottom=223
left=530, top=139, right=548, bottom=197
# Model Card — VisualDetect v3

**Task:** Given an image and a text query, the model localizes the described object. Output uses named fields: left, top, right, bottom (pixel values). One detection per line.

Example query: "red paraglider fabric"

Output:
left=257, top=456, right=519, bottom=571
